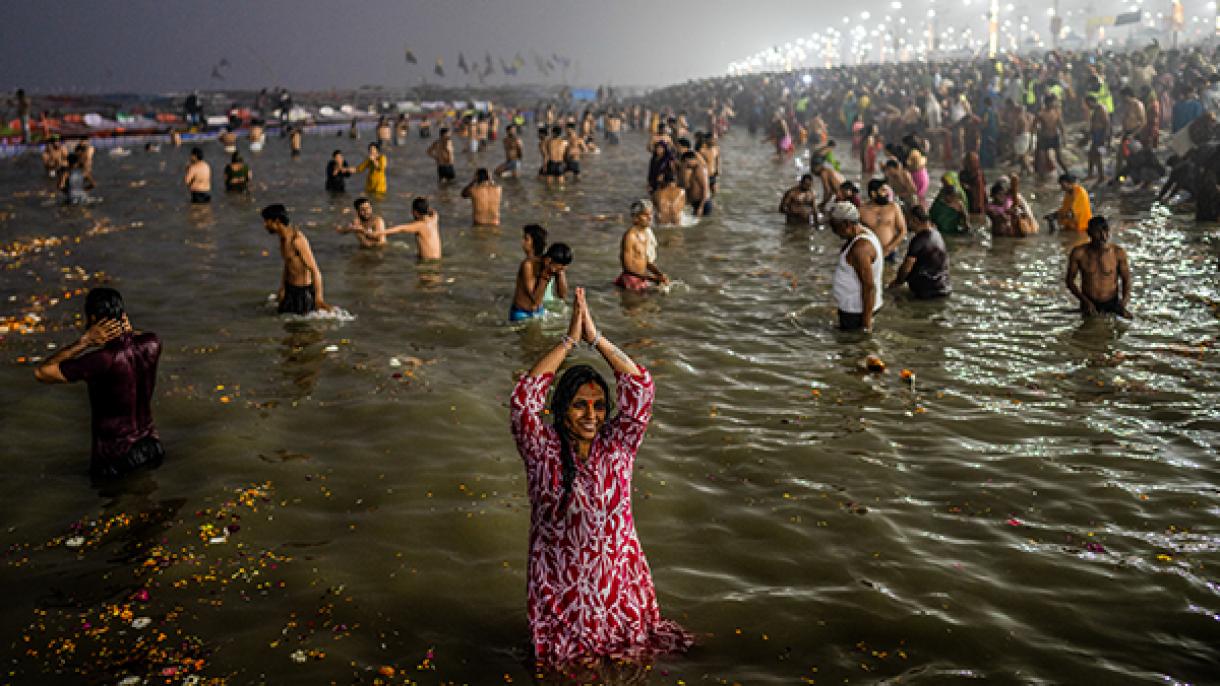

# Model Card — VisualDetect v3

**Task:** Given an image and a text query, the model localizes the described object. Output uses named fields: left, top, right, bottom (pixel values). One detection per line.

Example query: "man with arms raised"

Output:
left=858, top=178, right=907, bottom=260
left=1066, top=216, right=1132, bottom=318
left=460, top=168, right=502, bottom=226
left=262, top=204, right=332, bottom=314
left=35, top=288, right=164, bottom=479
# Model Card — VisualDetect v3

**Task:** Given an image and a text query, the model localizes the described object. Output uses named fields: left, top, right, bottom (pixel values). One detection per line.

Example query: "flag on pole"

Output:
left=434, top=58, right=445, bottom=77
left=1114, top=10, right=1141, bottom=25
left=405, top=49, right=417, bottom=64
left=458, top=53, right=469, bottom=74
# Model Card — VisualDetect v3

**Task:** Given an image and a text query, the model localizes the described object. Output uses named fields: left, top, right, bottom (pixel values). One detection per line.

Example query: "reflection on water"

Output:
left=0, top=127, right=1218, bottom=684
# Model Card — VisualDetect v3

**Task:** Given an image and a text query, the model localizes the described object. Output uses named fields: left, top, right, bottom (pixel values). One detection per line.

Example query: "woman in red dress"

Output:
left=509, top=288, right=692, bottom=671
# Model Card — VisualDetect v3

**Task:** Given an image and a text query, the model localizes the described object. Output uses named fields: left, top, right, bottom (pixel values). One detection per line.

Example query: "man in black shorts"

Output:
left=427, top=128, right=456, bottom=182
left=35, top=288, right=164, bottom=479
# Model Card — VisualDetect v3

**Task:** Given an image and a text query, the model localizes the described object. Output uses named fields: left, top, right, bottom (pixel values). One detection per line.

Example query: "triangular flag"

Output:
left=458, top=53, right=469, bottom=74
left=434, top=58, right=445, bottom=77
left=405, top=49, right=417, bottom=64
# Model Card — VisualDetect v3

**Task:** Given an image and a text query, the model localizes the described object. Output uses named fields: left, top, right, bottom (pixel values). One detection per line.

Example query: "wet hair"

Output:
left=884, top=159, right=899, bottom=169
left=544, top=242, right=573, bottom=265
left=191, top=146, right=204, bottom=160
left=867, top=178, right=888, bottom=195
left=369, top=142, right=380, bottom=152
left=1088, top=216, right=1109, bottom=233
left=439, top=127, right=449, bottom=135
left=911, top=205, right=930, bottom=223
left=475, top=168, right=490, bottom=182
left=411, top=196, right=429, bottom=215
left=630, top=198, right=653, bottom=215
left=231, top=152, right=242, bottom=164
left=681, top=151, right=698, bottom=161
left=550, top=126, right=562, bottom=136
left=677, top=137, right=691, bottom=149
left=261, top=203, right=290, bottom=225
left=840, top=181, right=859, bottom=194
left=523, top=224, right=548, bottom=256
left=800, top=173, right=813, bottom=182
left=549, top=365, right=613, bottom=517
left=353, top=197, right=370, bottom=209
left=1059, top=173, right=1077, bottom=184
left=84, top=287, right=125, bottom=323
left=332, top=149, right=342, bottom=157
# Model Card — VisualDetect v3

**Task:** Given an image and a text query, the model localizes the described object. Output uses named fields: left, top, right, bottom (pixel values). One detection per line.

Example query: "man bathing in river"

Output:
left=616, top=200, right=669, bottom=292
left=262, top=204, right=332, bottom=314
left=828, top=201, right=883, bottom=332
left=779, top=174, right=816, bottom=224
left=427, top=128, right=456, bottom=182
left=185, top=147, right=211, bottom=203
left=511, top=223, right=572, bottom=321
left=653, top=175, right=687, bottom=226
left=335, top=197, right=389, bottom=248
left=495, top=124, right=524, bottom=177
left=385, top=197, right=443, bottom=261
left=858, top=179, right=907, bottom=260
left=461, top=168, right=502, bottom=226
left=1066, top=216, right=1132, bottom=318
left=35, top=288, right=164, bottom=479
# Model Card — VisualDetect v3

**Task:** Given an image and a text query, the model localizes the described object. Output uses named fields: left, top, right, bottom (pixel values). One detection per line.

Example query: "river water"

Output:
left=0, top=128, right=1217, bottom=685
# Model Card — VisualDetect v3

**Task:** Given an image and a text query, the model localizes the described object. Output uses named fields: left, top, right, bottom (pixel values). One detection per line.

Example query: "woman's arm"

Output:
left=527, top=291, right=584, bottom=377
left=577, top=289, right=640, bottom=377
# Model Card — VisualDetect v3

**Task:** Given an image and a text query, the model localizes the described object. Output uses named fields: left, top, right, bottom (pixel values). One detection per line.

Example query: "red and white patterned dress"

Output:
left=509, top=366, right=693, bottom=667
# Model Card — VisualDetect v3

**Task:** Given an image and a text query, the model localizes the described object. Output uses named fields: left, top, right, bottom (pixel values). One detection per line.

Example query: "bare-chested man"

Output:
left=510, top=224, right=572, bottom=321
left=653, top=176, right=687, bottom=225
left=605, top=110, right=623, bottom=144
left=289, top=127, right=302, bottom=157
left=427, top=128, right=456, bottom=182
left=681, top=151, right=711, bottom=216
left=494, top=124, right=524, bottom=177
left=696, top=132, right=721, bottom=194
left=563, top=127, right=586, bottom=181
left=1084, top=95, right=1111, bottom=183
left=779, top=174, right=817, bottom=224
left=812, top=159, right=846, bottom=216
left=615, top=200, right=669, bottom=292
left=377, top=117, right=392, bottom=149
left=185, top=147, right=211, bottom=203
left=858, top=178, right=907, bottom=259
left=1010, top=101, right=1035, bottom=175
left=219, top=128, right=238, bottom=154
left=1066, top=216, right=1132, bottom=318
left=385, top=197, right=442, bottom=261
left=335, top=197, right=389, bottom=248
left=460, top=168, right=502, bottom=226
left=262, top=204, right=331, bottom=314
left=883, top=159, right=918, bottom=214
left=248, top=121, right=265, bottom=152
left=543, top=126, right=568, bottom=186
left=1035, top=95, right=1068, bottom=178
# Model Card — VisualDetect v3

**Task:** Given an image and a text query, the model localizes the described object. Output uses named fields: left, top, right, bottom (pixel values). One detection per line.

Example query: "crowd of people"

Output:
left=20, top=38, right=1205, bottom=675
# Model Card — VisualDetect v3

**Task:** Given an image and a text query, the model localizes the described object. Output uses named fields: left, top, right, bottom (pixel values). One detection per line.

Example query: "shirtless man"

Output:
left=543, top=126, right=568, bottom=186
left=812, top=159, right=846, bottom=216
left=335, top=197, right=389, bottom=248
left=427, top=128, right=456, bottom=182
left=779, top=174, right=817, bottom=224
left=261, top=204, right=331, bottom=314
left=605, top=110, right=623, bottom=144
left=1035, top=95, right=1067, bottom=178
left=185, top=147, right=211, bottom=203
left=616, top=200, right=668, bottom=292
left=42, top=139, right=66, bottom=177
left=696, top=132, right=721, bottom=194
left=248, top=121, right=265, bottom=152
left=219, top=128, right=238, bottom=153
left=1010, top=101, right=1035, bottom=175
left=1084, top=95, right=1111, bottom=183
left=495, top=124, right=524, bottom=177
left=289, top=127, right=302, bottom=157
left=76, top=139, right=96, bottom=186
left=510, top=224, right=572, bottom=321
left=460, top=168, right=502, bottom=226
left=858, top=179, right=907, bottom=260
left=377, top=117, right=393, bottom=149
left=681, top=151, right=711, bottom=216
left=385, top=197, right=442, bottom=261
left=652, top=176, right=687, bottom=225
left=563, top=127, right=586, bottom=181
left=883, top=159, right=918, bottom=211
left=1066, top=216, right=1132, bottom=318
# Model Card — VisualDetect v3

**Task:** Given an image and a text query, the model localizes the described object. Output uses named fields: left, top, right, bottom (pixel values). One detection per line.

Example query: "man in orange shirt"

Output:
left=1045, top=174, right=1091, bottom=232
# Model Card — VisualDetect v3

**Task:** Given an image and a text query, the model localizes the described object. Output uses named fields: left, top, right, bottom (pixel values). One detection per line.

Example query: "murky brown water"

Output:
left=1, top=128, right=1218, bottom=684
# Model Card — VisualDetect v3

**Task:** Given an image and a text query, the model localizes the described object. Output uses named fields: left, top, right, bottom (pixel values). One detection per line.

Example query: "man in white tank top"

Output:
left=827, top=201, right=884, bottom=332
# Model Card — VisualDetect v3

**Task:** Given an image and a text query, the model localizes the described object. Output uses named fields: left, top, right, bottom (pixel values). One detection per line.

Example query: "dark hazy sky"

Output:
left=0, top=0, right=908, bottom=93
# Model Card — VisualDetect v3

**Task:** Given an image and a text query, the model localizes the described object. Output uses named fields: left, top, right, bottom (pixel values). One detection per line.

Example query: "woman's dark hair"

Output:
left=523, top=224, right=547, bottom=256
left=84, top=287, right=125, bottom=323
left=549, top=365, right=613, bottom=517
left=544, top=242, right=572, bottom=265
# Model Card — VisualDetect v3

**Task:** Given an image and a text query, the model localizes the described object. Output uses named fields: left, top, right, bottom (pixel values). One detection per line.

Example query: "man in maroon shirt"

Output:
left=35, top=288, right=163, bottom=478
